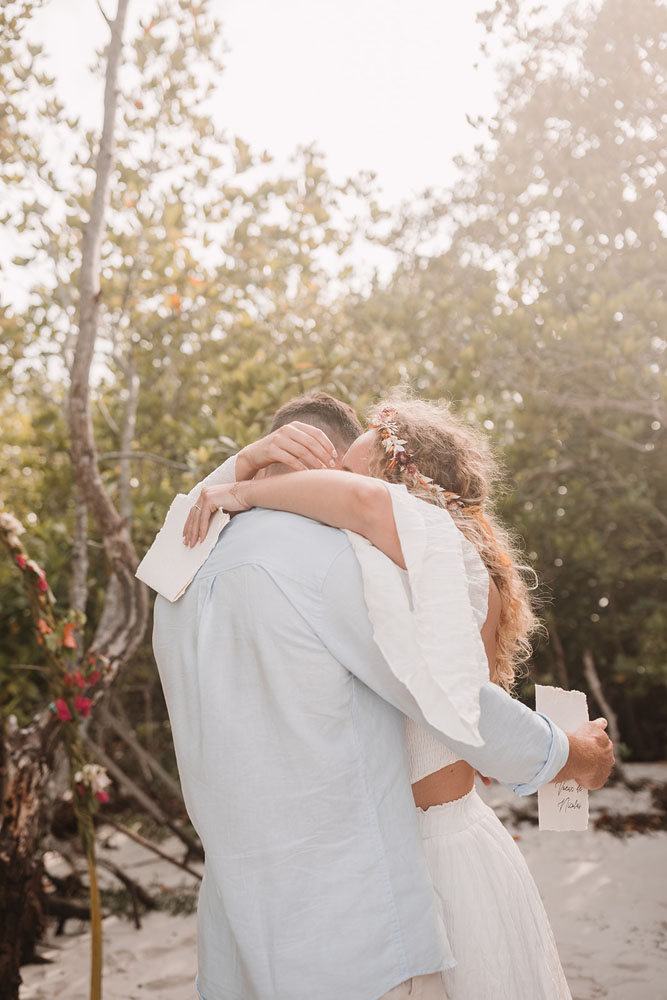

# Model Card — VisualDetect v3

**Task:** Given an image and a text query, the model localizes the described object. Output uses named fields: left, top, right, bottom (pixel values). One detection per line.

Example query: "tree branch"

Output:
left=96, top=0, right=112, bottom=29
left=82, top=736, right=203, bottom=861
left=531, top=390, right=666, bottom=422
left=104, top=820, right=202, bottom=881
left=97, top=451, right=192, bottom=471
left=95, top=396, right=120, bottom=436
left=68, top=488, right=89, bottom=616
left=593, top=423, right=657, bottom=454
left=582, top=649, right=628, bottom=785
left=96, top=702, right=184, bottom=801
left=546, top=616, right=569, bottom=689
left=119, top=354, right=140, bottom=524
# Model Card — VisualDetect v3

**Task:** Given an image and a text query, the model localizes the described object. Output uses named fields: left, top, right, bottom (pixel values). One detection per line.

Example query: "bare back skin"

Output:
left=411, top=574, right=502, bottom=810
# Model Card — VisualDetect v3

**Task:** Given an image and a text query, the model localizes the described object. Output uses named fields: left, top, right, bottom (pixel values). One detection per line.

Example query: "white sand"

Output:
left=21, top=763, right=667, bottom=1000
left=478, top=763, right=667, bottom=1000
left=21, top=823, right=202, bottom=1000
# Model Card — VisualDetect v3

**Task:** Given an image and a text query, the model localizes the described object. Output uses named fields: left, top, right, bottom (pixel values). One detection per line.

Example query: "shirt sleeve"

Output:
left=185, top=454, right=238, bottom=500
left=316, top=544, right=569, bottom=796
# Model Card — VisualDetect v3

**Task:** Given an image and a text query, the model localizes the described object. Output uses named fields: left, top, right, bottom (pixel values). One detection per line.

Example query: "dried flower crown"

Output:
left=370, top=407, right=464, bottom=513
left=370, top=406, right=513, bottom=566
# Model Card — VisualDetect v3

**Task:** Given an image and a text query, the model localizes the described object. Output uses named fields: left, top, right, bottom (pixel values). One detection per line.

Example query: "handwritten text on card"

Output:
left=535, top=685, right=589, bottom=832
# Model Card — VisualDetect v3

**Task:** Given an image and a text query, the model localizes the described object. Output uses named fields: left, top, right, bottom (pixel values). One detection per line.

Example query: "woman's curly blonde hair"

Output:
left=367, top=392, right=539, bottom=691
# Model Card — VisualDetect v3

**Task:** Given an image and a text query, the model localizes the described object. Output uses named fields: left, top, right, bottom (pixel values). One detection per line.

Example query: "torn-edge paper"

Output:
left=536, top=684, right=589, bottom=832
left=135, top=494, right=229, bottom=602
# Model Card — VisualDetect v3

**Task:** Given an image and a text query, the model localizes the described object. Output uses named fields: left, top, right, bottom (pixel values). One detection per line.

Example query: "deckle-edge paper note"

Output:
left=135, top=494, right=230, bottom=602
left=535, top=684, right=589, bottom=832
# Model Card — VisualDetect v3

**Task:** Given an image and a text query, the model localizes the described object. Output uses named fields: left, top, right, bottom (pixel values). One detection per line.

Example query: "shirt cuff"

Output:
left=209, top=454, right=237, bottom=485
left=508, top=714, right=570, bottom=797
left=186, top=454, right=238, bottom=499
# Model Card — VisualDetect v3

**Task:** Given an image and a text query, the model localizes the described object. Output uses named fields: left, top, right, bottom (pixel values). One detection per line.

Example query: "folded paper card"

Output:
left=536, top=684, right=589, bottom=832
left=135, top=494, right=230, bottom=602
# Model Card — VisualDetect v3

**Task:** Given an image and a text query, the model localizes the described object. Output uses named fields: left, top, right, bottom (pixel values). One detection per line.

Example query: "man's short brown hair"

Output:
left=271, top=392, right=363, bottom=450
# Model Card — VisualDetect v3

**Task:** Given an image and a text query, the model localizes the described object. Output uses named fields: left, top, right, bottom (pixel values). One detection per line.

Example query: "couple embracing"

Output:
left=151, top=390, right=614, bottom=1000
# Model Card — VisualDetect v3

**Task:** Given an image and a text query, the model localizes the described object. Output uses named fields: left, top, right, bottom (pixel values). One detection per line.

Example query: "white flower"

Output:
left=0, top=511, right=25, bottom=545
left=76, top=763, right=112, bottom=796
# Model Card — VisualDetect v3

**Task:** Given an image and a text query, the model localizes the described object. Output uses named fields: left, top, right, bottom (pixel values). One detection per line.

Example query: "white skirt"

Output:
left=417, top=788, right=572, bottom=1000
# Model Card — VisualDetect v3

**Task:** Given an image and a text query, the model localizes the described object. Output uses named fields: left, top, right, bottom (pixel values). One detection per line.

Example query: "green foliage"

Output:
left=1, top=0, right=665, bottom=759
left=357, top=0, right=667, bottom=757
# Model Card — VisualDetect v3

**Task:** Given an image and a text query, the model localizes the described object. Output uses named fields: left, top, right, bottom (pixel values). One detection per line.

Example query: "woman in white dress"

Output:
left=185, top=394, right=572, bottom=1000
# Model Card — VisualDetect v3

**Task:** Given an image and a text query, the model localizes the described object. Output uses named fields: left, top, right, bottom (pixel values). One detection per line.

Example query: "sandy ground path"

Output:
left=20, top=764, right=667, bottom=1000
left=481, top=763, right=667, bottom=1000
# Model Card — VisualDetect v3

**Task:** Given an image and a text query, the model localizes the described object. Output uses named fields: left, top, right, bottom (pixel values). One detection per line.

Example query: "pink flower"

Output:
left=88, top=670, right=101, bottom=686
left=63, top=673, right=76, bottom=687
left=54, top=698, right=72, bottom=722
left=37, top=576, right=48, bottom=592
left=16, top=554, right=27, bottom=569
left=74, top=695, right=92, bottom=718
left=71, top=671, right=87, bottom=689
left=94, top=790, right=110, bottom=804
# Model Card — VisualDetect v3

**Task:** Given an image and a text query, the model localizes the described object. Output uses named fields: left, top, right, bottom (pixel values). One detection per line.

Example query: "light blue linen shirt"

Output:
left=153, top=508, right=568, bottom=1000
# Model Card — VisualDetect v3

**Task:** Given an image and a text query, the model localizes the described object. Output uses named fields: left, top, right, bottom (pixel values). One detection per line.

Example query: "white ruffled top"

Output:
left=344, top=482, right=490, bottom=782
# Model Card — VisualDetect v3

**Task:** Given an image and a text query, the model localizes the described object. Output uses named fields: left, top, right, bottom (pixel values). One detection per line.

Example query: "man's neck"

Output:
left=255, top=464, right=293, bottom=479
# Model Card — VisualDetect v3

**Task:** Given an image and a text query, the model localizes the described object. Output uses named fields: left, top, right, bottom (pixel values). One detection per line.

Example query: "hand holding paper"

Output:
left=136, top=494, right=230, bottom=602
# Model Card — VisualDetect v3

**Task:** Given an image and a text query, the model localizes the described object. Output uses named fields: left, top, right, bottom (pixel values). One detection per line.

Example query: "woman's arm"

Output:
left=183, top=470, right=406, bottom=568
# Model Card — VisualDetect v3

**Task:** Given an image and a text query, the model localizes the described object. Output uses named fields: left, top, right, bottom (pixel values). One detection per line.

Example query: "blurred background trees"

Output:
left=352, top=0, right=667, bottom=757
left=1, top=0, right=665, bottom=855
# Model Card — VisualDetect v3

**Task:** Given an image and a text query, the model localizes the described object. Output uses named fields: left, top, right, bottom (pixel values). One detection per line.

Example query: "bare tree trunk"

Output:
left=67, top=0, right=147, bottom=670
left=0, top=6, right=141, bottom=998
left=582, top=648, right=628, bottom=785
left=0, top=716, right=53, bottom=1000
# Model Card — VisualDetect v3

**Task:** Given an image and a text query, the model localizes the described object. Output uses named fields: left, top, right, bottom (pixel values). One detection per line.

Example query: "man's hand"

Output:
left=235, top=422, right=338, bottom=480
left=554, top=718, right=615, bottom=790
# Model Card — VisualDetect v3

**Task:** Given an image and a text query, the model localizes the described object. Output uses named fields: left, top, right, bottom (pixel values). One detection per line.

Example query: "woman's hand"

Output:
left=183, top=483, right=252, bottom=547
left=235, top=421, right=338, bottom=480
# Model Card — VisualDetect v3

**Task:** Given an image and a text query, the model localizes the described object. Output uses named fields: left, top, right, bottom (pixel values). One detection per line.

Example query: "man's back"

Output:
left=153, top=509, right=449, bottom=1000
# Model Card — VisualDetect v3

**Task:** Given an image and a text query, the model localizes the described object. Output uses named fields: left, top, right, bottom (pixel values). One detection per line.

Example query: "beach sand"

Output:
left=20, top=763, right=667, bottom=1000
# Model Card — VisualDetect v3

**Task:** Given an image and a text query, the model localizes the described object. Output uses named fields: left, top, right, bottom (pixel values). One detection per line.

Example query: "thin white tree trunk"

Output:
left=67, top=0, right=148, bottom=668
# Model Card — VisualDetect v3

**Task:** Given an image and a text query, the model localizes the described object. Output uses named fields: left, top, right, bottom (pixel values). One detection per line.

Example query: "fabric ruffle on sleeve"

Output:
left=344, top=482, right=490, bottom=746
left=460, top=532, right=491, bottom=633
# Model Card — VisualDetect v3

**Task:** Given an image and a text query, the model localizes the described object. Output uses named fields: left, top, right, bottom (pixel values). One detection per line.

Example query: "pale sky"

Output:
left=4, top=0, right=572, bottom=308
left=29, top=0, right=504, bottom=202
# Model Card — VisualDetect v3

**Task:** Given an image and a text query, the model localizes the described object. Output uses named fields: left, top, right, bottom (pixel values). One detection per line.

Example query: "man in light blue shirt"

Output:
left=153, top=395, right=614, bottom=1000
